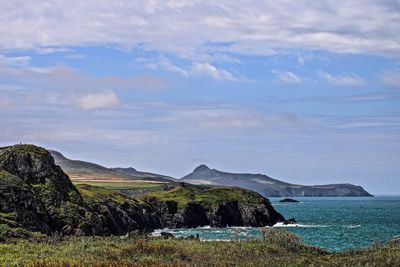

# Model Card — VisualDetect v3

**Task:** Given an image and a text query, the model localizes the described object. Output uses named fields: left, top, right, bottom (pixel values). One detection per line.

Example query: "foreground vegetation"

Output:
left=0, top=230, right=399, bottom=266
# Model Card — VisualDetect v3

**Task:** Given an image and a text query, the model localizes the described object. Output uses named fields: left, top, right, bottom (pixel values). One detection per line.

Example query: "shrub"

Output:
left=259, top=228, right=303, bottom=251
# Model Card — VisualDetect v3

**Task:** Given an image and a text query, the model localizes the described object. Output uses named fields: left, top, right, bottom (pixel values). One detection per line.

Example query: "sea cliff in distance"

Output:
left=182, top=165, right=373, bottom=197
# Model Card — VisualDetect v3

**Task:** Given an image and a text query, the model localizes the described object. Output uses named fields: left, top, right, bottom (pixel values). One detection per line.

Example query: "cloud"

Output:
left=0, top=54, right=31, bottom=67
left=316, top=69, right=365, bottom=87
left=0, top=1, right=398, bottom=58
left=379, top=69, right=400, bottom=88
left=191, top=62, right=238, bottom=81
left=76, top=92, right=119, bottom=110
left=272, top=70, right=302, bottom=85
left=139, top=57, right=243, bottom=81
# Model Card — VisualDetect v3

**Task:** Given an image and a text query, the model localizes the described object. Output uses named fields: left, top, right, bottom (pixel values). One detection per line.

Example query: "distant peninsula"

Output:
left=182, top=165, right=373, bottom=197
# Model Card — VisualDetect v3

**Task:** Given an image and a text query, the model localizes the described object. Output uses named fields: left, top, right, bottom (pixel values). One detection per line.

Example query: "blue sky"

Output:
left=0, top=1, right=399, bottom=194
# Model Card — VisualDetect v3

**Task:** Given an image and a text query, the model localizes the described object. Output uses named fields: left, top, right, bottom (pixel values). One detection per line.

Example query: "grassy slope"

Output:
left=0, top=234, right=399, bottom=266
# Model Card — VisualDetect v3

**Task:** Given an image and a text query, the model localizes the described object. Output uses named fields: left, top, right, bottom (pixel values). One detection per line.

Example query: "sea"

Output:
left=152, top=196, right=400, bottom=252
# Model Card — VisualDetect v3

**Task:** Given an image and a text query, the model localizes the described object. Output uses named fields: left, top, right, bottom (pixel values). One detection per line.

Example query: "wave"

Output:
left=347, top=225, right=361, bottom=229
left=272, top=222, right=328, bottom=228
left=196, top=225, right=211, bottom=229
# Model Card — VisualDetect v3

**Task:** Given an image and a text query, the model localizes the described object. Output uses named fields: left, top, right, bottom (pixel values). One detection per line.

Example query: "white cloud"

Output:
left=191, top=62, right=238, bottom=81
left=379, top=69, right=400, bottom=88
left=0, top=1, right=398, bottom=58
left=139, top=57, right=242, bottom=81
left=272, top=70, right=302, bottom=85
left=77, top=92, right=119, bottom=110
left=0, top=54, right=31, bottom=67
left=316, top=69, right=365, bottom=87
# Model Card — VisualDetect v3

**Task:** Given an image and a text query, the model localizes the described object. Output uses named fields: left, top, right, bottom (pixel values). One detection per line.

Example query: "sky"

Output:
left=0, top=1, right=399, bottom=194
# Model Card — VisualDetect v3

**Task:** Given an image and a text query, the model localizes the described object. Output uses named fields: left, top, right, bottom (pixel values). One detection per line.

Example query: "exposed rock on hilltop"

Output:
left=0, top=145, right=85, bottom=233
left=0, top=145, right=286, bottom=237
left=182, top=165, right=373, bottom=197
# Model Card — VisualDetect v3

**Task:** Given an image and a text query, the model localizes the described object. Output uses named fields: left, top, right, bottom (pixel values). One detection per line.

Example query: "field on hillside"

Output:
left=0, top=231, right=399, bottom=266
left=68, top=173, right=165, bottom=183
left=72, top=181, right=166, bottom=190
left=71, top=177, right=170, bottom=197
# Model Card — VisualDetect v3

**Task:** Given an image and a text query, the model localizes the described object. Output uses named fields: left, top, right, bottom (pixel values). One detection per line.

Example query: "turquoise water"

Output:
left=153, top=196, right=400, bottom=252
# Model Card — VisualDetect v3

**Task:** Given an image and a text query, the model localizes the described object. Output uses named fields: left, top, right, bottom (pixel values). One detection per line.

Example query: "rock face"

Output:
left=0, top=145, right=161, bottom=236
left=182, top=165, right=373, bottom=197
left=142, top=186, right=286, bottom=228
left=0, top=170, right=50, bottom=233
left=0, top=145, right=288, bottom=237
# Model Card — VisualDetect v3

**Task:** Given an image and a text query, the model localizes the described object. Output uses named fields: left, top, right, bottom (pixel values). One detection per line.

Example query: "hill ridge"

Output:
left=182, top=165, right=373, bottom=197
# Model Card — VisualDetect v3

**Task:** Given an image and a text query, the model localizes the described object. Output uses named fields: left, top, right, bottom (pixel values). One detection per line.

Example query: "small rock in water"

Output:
left=279, top=198, right=300, bottom=203
left=284, top=218, right=297, bottom=225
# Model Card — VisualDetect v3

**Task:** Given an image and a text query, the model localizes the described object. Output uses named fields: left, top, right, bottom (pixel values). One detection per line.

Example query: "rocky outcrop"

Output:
left=0, top=145, right=161, bottom=236
left=142, top=187, right=286, bottom=228
left=0, top=170, right=50, bottom=233
left=280, top=198, right=300, bottom=203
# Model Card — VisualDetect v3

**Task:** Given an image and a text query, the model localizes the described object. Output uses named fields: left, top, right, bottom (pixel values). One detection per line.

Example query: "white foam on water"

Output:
left=272, top=222, right=328, bottom=228
left=150, top=229, right=163, bottom=237
left=196, top=225, right=211, bottom=229
left=347, top=225, right=361, bottom=229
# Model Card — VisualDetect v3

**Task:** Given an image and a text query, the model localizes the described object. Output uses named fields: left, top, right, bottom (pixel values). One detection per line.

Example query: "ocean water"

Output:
left=153, top=196, right=400, bottom=252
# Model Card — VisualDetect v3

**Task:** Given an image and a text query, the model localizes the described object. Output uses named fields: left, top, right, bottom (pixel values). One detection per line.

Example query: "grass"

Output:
left=72, top=181, right=165, bottom=190
left=142, top=186, right=263, bottom=208
left=73, top=181, right=167, bottom=198
left=76, top=184, right=128, bottom=205
left=0, top=231, right=399, bottom=266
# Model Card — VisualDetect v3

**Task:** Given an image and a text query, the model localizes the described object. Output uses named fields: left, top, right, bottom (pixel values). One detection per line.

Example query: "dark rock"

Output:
left=284, top=218, right=297, bottom=225
left=161, top=184, right=175, bottom=191
left=0, top=170, right=50, bottom=233
left=160, top=232, right=175, bottom=239
left=279, top=198, right=300, bottom=203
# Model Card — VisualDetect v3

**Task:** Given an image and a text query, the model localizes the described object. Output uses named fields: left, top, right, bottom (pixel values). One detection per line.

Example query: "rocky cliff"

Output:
left=0, top=145, right=286, bottom=237
left=141, top=185, right=285, bottom=228
left=0, top=145, right=160, bottom=236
